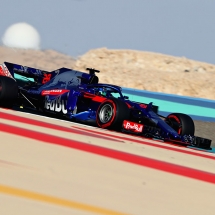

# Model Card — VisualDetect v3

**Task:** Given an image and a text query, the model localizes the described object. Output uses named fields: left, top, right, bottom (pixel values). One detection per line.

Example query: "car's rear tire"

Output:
left=96, top=98, right=130, bottom=130
left=0, top=76, right=18, bottom=107
left=165, top=113, right=195, bottom=136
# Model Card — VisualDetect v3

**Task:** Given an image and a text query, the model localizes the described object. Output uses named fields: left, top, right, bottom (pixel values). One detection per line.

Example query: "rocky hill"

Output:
left=0, top=46, right=215, bottom=100
left=0, top=46, right=76, bottom=71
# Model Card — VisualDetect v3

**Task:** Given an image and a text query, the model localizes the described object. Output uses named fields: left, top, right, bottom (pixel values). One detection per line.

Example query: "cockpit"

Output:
left=87, top=85, right=124, bottom=99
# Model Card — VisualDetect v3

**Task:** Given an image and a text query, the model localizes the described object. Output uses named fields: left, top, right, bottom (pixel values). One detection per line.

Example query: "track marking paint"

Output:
left=1, top=122, right=215, bottom=184
left=1, top=110, right=214, bottom=160
left=0, top=184, right=128, bottom=215
left=0, top=111, right=123, bottom=142
left=73, top=126, right=215, bottom=161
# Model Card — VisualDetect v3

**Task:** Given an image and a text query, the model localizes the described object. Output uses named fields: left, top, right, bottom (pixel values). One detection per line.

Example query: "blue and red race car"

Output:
left=0, top=62, right=212, bottom=150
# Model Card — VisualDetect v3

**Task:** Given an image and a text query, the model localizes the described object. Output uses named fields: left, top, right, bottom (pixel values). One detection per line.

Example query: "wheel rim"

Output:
left=167, top=115, right=182, bottom=134
left=99, top=104, right=113, bottom=123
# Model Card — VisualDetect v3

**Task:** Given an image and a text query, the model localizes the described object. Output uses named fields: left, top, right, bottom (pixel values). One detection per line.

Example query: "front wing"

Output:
left=122, top=120, right=212, bottom=150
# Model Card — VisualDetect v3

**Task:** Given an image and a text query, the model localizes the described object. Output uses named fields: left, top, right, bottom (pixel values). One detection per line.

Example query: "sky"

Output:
left=0, top=0, right=215, bottom=64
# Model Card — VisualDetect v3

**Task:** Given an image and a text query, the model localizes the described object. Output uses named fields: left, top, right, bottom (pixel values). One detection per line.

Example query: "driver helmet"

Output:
left=100, top=87, right=107, bottom=96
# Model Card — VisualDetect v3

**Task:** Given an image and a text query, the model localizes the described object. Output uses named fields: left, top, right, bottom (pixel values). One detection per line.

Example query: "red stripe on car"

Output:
left=41, top=89, right=69, bottom=96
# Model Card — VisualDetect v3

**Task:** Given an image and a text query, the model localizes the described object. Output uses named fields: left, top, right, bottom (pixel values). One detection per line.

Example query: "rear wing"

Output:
left=4, top=62, right=50, bottom=84
left=1, top=62, right=100, bottom=86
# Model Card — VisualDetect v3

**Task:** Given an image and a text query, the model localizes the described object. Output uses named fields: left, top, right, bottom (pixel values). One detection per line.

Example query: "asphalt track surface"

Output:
left=194, top=120, right=215, bottom=148
left=0, top=107, right=215, bottom=215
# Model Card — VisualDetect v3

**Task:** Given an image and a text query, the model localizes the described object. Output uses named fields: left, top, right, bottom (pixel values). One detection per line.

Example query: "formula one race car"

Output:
left=0, top=62, right=212, bottom=150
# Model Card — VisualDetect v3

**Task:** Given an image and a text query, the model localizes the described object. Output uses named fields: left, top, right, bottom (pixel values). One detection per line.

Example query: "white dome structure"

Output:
left=2, top=22, right=40, bottom=49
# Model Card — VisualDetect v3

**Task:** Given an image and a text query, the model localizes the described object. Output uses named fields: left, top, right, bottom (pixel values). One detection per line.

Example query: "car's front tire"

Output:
left=165, top=113, right=195, bottom=136
left=96, top=98, right=130, bottom=130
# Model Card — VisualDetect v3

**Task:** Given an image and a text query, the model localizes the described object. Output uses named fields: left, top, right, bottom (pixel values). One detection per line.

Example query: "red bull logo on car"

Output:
left=123, top=120, right=143, bottom=132
left=44, top=96, right=67, bottom=114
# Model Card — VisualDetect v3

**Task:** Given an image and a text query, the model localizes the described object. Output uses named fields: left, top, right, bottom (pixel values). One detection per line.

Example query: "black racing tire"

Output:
left=0, top=76, right=18, bottom=107
left=165, top=113, right=195, bottom=136
left=96, top=98, right=130, bottom=130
